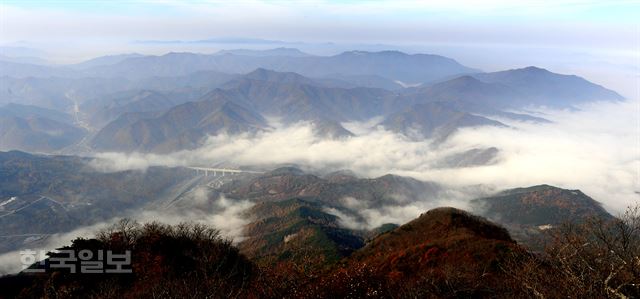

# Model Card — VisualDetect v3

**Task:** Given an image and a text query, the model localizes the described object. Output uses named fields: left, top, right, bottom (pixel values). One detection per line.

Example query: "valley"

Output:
left=0, top=3, right=638, bottom=295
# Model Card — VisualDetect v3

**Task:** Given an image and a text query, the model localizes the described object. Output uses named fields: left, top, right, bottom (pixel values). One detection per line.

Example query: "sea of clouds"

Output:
left=90, top=99, right=640, bottom=214
left=3, top=99, right=637, bottom=274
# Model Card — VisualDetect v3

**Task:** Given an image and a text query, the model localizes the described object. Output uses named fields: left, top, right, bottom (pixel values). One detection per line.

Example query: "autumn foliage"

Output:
left=1, top=206, right=638, bottom=298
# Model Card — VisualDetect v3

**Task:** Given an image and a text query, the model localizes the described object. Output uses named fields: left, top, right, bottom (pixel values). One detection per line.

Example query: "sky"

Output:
left=1, top=0, right=638, bottom=96
left=1, top=0, right=638, bottom=52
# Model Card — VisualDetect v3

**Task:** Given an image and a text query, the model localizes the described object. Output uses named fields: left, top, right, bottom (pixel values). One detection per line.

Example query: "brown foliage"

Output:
left=505, top=205, right=640, bottom=298
left=2, top=205, right=638, bottom=298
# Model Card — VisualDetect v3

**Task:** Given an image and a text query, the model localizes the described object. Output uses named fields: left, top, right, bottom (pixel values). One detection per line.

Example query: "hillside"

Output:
left=91, top=92, right=268, bottom=153
left=240, top=198, right=364, bottom=269
left=472, top=184, right=614, bottom=246
left=0, top=116, right=86, bottom=152
left=219, top=167, right=441, bottom=207
left=0, top=151, right=199, bottom=253
left=381, top=102, right=505, bottom=140
left=313, top=207, right=525, bottom=297
left=404, top=75, right=522, bottom=112
left=0, top=222, right=260, bottom=298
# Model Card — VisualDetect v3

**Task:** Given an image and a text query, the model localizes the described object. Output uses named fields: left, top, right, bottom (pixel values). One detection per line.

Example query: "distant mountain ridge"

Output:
left=473, top=66, right=624, bottom=106
left=215, top=47, right=311, bottom=57
left=40, top=49, right=478, bottom=83
left=70, top=53, right=145, bottom=69
left=0, top=48, right=626, bottom=154
left=89, top=66, right=624, bottom=153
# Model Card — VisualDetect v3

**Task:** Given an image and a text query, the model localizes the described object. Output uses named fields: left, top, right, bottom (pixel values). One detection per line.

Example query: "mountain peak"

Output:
left=521, top=66, right=550, bottom=73
left=445, top=75, right=483, bottom=85
left=410, top=207, right=514, bottom=242
left=345, top=206, right=519, bottom=289
left=499, top=184, right=564, bottom=195
left=245, top=68, right=298, bottom=78
left=240, top=68, right=316, bottom=86
left=423, top=75, right=493, bottom=93
left=245, top=67, right=273, bottom=76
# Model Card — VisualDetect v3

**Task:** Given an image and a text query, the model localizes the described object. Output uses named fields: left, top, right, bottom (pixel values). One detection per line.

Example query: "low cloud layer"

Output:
left=430, top=100, right=640, bottom=213
left=135, top=188, right=254, bottom=241
left=325, top=187, right=483, bottom=231
left=0, top=221, right=109, bottom=275
left=91, top=100, right=639, bottom=215
left=0, top=190, right=253, bottom=275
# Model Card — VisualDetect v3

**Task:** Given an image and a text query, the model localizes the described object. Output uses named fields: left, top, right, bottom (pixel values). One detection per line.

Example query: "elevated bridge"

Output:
left=187, top=167, right=264, bottom=177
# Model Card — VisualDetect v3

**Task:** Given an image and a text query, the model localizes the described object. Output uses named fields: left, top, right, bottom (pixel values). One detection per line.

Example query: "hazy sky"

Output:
left=1, top=0, right=638, bottom=49
left=1, top=0, right=638, bottom=95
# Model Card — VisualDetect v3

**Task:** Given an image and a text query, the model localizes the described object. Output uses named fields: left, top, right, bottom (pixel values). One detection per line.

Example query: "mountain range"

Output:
left=88, top=65, right=620, bottom=153
left=0, top=48, right=623, bottom=153
left=82, top=50, right=478, bottom=83
left=0, top=48, right=627, bottom=275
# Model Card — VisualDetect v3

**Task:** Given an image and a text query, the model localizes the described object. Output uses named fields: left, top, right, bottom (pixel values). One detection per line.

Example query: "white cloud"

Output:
left=325, top=187, right=485, bottom=231
left=419, top=100, right=640, bottom=213
left=90, top=99, right=640, bottom=215
left=0, top=190, right=254, bottom=275
left=134, top=190, right=254, bottom=242
left=0, top=221, right=108, bottom=275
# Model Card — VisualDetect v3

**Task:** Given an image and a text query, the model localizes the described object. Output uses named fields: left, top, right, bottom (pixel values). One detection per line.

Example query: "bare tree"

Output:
left=506, top=204, right=640, bottom=299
